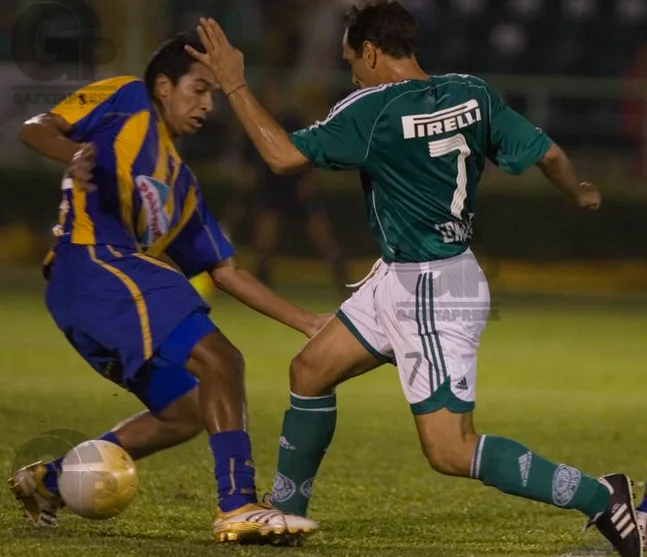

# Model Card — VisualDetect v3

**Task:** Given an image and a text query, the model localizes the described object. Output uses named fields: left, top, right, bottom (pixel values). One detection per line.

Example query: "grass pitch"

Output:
left=0, top=284, right=646, bottom=557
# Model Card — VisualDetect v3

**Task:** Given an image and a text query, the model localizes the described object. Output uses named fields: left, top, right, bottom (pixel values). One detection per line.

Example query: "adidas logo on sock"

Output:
left=518, top=451, right=532, bottom=487
left=279, top=436, right=296, bottom=450
left=455, top=377, right=469, bottom=391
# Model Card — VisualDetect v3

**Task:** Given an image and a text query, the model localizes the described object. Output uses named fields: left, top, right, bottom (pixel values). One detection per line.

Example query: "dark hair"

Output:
left=144, top=32, right=206, bottom=96
left=343, top=0, right=419, bottom=59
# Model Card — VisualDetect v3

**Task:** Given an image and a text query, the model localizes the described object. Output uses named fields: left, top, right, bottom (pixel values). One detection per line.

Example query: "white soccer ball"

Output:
left=58, top=440, right=138, bottom=520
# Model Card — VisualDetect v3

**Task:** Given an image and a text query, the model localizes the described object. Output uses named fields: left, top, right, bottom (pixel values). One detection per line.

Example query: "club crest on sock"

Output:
left=552, top=464, right=582, bottom=507
left=300, top=477, right=314, bottom=499
left=272, top=472, right=296, bottom=503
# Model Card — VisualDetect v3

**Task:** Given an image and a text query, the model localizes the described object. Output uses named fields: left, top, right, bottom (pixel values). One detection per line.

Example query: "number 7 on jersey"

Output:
left=428, top=134, right=471, bottom=219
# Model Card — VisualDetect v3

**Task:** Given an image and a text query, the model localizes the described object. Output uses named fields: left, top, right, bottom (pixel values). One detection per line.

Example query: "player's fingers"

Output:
left=184, top=44, right=209, bottom=65
left=199, top=17, right=222, bottom=50
left=586, top=197, right=601, bottom=210
left=195, top=22, right=215, bottom=54
left=206, top=17, right=229, bottom=47
left=80, top=164, right=95, bottom=179
left=79, top=180, right=96, bottom=192
left=71, top=171, right=94, bottom=191
left=73, top=168, right=92, bottom=184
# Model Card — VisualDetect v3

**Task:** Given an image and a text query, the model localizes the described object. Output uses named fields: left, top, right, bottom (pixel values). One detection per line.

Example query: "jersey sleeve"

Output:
left=165, top=187, right=235, bottom=278
left=49, top=76, right=147, bottom=142
left=289, top=89, right=382, bottom=171
left=483, top=81, right=552, bottom=175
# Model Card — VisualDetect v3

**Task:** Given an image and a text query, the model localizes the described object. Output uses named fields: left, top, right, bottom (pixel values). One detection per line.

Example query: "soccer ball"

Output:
left=58, top=440, right=138, bottom=520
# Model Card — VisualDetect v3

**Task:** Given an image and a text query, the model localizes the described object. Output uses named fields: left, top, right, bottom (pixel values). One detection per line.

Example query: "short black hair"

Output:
left=343, top=0, right=419, bottom=59
left=144, top=32, right=206, bottom=96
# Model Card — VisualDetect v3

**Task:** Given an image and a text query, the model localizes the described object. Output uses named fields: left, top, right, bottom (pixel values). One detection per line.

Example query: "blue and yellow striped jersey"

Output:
left=46, top=76, right=233, bottom=277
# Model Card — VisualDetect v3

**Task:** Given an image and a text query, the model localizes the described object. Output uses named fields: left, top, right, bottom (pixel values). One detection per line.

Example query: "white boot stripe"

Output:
left=615, top=513, right=632, bottom=531
left=621, top=522, right=637, bottom=539
left=612, top=503, right=628, bottom=523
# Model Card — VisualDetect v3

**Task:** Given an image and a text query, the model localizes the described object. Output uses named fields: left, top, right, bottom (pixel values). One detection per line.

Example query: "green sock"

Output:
left=471, top=435, right=610, bottom=518
left=272, top=393, right=337, bottom=516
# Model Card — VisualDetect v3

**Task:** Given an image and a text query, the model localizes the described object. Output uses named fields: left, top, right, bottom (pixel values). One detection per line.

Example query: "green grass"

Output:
left=0, top=289, right=646, bottom=557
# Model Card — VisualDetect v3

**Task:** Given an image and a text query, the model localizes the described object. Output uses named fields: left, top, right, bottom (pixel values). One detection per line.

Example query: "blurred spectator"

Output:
left=296, top=0, right=350, bottom=74
left=622, top=44, right=647, bottom=179
left=223, top=78, right=349, bottom=295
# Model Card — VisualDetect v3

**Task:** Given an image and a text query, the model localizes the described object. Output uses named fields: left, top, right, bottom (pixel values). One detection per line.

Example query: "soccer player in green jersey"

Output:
left=188, top=3, right=641, bottom=555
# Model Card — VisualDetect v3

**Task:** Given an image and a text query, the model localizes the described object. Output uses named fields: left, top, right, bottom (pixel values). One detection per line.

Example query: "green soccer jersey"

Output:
left=290, top=74, right=552, bottom=263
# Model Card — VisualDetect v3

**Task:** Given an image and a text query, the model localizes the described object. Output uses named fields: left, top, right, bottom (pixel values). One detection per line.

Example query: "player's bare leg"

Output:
left=101, top=387, right=202, bottom=460
left=184, top=330, right=247, bottom=432
left=415, top=409, right=643, bottom=557
left=9, top=382, right=204, bottom=527
left=271, top=316, right=383, bottom=516
left=184, top=330, right=317, bottom=544
left=251, top=210, right=279, bottom=287
left=305, top=212, right=349, bottom=299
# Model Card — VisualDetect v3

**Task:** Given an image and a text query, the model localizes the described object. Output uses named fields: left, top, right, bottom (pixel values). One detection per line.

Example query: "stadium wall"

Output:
left=0, top=166, right=645, bottom=295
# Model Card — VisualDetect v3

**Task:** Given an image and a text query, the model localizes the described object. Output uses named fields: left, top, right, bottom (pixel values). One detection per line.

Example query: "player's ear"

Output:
left=155, top=74, right=173, bottom=100
left=363, top=40, right=378, bottom=69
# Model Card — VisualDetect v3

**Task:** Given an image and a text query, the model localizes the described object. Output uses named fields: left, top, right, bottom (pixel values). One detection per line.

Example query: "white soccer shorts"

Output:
left=337, top=249, right=490, bottom=414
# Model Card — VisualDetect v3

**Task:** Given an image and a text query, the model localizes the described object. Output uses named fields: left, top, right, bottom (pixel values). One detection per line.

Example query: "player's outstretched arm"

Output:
left=186, top=17, right=310, bottom=175
left=19, top=113, right=78, bottom=164
left=19, top=113, right=96, bottom=190
left=209, top=258, right=330, bottom=338
left=536, top=143, right=601, bottom=210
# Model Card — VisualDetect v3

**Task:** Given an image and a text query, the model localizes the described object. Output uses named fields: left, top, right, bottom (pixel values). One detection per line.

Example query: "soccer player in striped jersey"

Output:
left=188, top=2, right=642, bottom=555
left=8, top=32, right=321, bottom=545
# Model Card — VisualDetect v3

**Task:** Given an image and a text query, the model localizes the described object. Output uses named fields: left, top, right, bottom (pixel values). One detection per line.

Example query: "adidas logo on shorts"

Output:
left=455, top=377, right=469, bottom=391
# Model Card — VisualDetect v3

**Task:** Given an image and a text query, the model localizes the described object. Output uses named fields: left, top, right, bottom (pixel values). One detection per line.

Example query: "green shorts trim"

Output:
left=335, top=310, right=392, bottom=365
left=410, top=379, right=475, bottom=415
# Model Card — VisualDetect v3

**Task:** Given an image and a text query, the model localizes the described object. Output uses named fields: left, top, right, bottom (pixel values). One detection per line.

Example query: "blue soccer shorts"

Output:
left=46, top=243, right=217, bottom=413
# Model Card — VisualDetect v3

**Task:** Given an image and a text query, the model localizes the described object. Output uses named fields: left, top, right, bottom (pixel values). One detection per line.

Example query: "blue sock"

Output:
left=210, top=431, right=257, bottom=512
left=99, top=431, right=122, bottom=447
left=43, top=431, right=123, bottom=497
left=637, top=485, right=647, bottom=512
left=43, top=458, right=63, bottom=496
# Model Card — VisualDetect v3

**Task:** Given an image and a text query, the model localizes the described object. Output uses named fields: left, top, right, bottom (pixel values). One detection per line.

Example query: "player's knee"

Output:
left=423, top=442, right=465, bottom=476
left=195, top=340, right=245, bottom=385
left=157, top=387, right=203, bottom=441
left=161, top=411, right=202, bottom=441
left=175, top=412, right=203, bottom=440
left=289, top=351, right=330, bottom=396
left=421, top=433, right=477, bottom=477
left=172, top=400, right=203, bottom=440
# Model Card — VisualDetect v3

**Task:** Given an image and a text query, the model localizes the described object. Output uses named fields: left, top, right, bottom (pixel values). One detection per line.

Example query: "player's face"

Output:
left=342, top=30, right=377, bottom=89
left=168, top=63, right=218, bottom=136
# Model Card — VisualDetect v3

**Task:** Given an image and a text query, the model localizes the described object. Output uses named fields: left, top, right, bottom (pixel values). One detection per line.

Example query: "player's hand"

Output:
left=303, top=313, right=333, bottom=339
left=575, top=182, right=601, bottom=210
left=186, top=18, right=246, bottom=97
left=69, top=142, right=97, bottom=191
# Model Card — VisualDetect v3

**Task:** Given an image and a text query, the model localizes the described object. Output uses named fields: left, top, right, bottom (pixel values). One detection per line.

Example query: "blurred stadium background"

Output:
left=0, top=0, right=646, bottom=296
left=1, top=3, right=647, bottom=555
